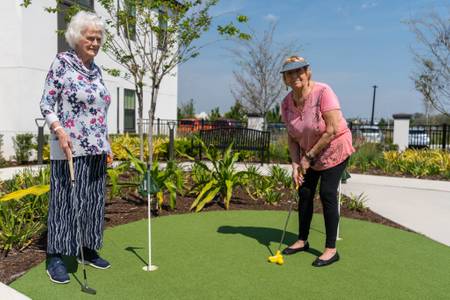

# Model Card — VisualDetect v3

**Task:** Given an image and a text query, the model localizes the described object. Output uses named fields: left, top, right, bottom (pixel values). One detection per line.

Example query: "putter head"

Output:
left=268, top=250, right=284, bottom=264
left=276, top=256, right=284, bottom=265
left=81, top=285, right=97, bottom=295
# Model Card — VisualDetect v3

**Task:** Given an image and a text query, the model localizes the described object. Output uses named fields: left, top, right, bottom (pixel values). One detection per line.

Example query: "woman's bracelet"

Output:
left=305, top=152, right=316, bottom=165
left=53, top=126, right=64, bottom=134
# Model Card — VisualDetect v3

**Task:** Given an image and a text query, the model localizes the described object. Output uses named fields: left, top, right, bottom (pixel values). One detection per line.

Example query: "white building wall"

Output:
left=0, top=1, right=178, bottom=160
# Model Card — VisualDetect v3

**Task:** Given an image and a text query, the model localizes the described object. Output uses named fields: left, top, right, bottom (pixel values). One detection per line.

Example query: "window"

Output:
left=124, top=89, right=136, bottom=133
left=75, top=0, right=93, bottom=7
left=57, top=0, right=95, bottom=52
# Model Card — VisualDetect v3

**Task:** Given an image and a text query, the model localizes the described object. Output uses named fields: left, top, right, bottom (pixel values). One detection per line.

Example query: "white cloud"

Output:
left=361, top=1, right=378, bottom=9
left=354, top=25, right=364, bottom=31
left=263, top=13, right=279, bottom=22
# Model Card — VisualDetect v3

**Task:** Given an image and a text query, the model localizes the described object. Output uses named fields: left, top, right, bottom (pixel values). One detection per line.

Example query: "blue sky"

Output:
left=178, top=0, right=449, bottom=120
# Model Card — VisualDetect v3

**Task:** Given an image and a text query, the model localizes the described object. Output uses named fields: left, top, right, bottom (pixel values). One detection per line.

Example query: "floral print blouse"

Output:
left=40, top=50, right=111, bottom=160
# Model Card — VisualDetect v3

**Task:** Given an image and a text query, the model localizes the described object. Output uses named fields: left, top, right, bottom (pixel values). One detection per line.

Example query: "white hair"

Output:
left=65, top=11, right=105, bottom=49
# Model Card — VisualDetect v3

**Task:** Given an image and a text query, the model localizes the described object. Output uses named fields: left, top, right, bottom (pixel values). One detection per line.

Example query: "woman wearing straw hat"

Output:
left=40, top=11, right=112, bottom=283
left=280, top=56, right=354, bottom=267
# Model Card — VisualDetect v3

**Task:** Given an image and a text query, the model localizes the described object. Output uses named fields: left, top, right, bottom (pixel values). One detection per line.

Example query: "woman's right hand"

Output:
left=56, top=129, right=73, bottom=160
left=292, top=164, right=304, bottom=188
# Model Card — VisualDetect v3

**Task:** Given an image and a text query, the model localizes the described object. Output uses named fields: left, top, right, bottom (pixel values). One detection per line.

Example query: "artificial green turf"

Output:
left=11, top=211, right=450, bottom=300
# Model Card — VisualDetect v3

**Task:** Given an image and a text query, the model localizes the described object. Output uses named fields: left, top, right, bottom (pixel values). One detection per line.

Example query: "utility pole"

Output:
left=370, top=85, right=377, bottom=125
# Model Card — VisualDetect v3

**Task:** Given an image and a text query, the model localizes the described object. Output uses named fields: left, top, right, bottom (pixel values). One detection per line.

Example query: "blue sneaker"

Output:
left=46, top=255, right=70, bottom=284
left=78, top=248, right=111, bottom=269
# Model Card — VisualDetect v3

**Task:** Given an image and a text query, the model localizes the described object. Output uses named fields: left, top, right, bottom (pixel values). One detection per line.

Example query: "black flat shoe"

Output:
left=281, top=242, right=310, bottom=255
left=312, top=252, right=339, bottom=267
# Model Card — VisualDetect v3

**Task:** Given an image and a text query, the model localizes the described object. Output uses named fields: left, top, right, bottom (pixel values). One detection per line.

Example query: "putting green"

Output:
left=11, top=211, right=450, bottom=299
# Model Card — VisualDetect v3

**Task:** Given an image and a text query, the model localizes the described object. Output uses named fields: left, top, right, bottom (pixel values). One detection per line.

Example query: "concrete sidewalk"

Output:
left=0, top=283, right=31, bottom=300
left=341, top=174, right=450, bottom=247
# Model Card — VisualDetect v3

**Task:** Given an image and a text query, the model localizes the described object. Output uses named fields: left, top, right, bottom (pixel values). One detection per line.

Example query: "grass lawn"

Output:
left=11, top=210, right=450, bottom=299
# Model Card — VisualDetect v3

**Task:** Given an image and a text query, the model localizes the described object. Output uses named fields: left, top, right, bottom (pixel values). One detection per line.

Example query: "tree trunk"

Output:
left=137, top=87, right=144, bottom=161
left=147, top=83, right=160, bottom=166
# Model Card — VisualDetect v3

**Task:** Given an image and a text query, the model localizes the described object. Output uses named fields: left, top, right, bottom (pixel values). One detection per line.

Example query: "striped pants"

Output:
left=47, top=154, right=107, bottom=256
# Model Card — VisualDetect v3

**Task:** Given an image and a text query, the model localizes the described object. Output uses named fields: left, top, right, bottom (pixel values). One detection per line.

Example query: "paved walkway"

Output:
left=0, top=283, right=31, bottom=300
left=340, top=173, right=450, bottom=247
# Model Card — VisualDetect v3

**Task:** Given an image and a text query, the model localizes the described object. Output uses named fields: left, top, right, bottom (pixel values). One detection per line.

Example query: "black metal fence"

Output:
left=137, top=118, right=247, bottom=137
left=348, top=123, right=449, bottom=150
left=133, top=119, right=449, bottom=151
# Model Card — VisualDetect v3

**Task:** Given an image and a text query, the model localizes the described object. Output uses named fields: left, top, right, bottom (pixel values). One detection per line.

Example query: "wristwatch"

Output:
left=305, top=152, right=315, bottom=165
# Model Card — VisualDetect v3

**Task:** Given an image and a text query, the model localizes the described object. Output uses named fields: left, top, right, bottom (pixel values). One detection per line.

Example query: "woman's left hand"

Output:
left=107, top=152, right=114, bottom=167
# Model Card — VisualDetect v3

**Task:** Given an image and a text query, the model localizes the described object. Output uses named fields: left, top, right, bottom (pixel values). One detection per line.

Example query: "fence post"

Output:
left=157, top=118, right=160, bottom=136
left=442, top=124, right=448, bottom=151
left=168, top=121, right=176, bottom=161
left=35, top=118, right=46, bottom=165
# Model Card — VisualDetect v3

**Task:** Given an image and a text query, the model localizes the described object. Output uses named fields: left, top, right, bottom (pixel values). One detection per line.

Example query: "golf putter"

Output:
left=268, top=199, right=294, bottom=265
left=268, top=183, right=299, bottom=265
left=69, top=157, right=97, bottom=295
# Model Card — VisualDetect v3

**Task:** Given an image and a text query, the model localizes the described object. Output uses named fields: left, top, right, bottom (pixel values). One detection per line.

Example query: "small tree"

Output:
left=229, top=22, right=299, bottom=117
left=407, top=11, right=450, bottom=116
left=13, top=133, right=35, bottom=164
left=224, top=100, right=247, bottom=121
left=178, top=98, right=196, bottom=119
left=265, top=103, right=282, bottom=123
left=22, top=0, right=250, bottom=161
left=209, top=107, right=221, bottom=121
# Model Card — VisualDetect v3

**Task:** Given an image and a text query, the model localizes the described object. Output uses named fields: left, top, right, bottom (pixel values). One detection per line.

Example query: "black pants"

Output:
left=298, top=158, right=348, bottom=248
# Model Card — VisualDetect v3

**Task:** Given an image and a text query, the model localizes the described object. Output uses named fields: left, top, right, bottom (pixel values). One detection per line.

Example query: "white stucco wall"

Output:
left=0, top=1, right=177, bottom=160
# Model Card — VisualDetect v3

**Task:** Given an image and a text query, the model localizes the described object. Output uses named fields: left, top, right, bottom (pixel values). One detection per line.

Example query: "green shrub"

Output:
left=269, top=165, right=292, bottom=189
left=189, top=141, right=248, bottom=211
left=174, top=137, right=198, bottom=159
left=349, top=143, right=384, bottom=172
left=0, top=167, right=50, bottom=255
left=107, top=148, right=184, bottom=210
left=342, top=193, right=368, bottom=212
left=241, top=165, right=290, bottom=206
left=383, top=149, right=450, bottom=178
left=0, top=194, right=47, bottom=254
left=13, top=133, right=35, bottom=164
left=269, top=136, right=290, bottom=163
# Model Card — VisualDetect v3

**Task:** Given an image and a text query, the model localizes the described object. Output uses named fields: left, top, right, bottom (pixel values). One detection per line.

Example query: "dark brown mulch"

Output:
left=0, top=187, right=410, bottom=285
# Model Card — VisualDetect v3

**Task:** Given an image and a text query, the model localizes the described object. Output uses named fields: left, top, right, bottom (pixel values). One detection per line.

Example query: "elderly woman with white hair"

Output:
left=40, top=10, right=112, bottom=284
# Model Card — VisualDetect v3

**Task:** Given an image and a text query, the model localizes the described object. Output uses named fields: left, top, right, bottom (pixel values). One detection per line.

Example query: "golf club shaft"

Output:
left=69, top=157, right=95, bottom=293
left=277, top=200, right=294, bottom=251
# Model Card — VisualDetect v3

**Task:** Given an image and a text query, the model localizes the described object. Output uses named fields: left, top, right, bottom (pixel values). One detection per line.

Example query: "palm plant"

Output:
left=189, top=140, right=248, bottom=212
left=108, top=148, right=184, bottom=210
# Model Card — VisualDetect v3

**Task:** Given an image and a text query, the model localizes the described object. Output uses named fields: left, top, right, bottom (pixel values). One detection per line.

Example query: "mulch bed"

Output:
left=348, top=167, right=449, bottom=181
left=0, top=186, right=411, bottom=285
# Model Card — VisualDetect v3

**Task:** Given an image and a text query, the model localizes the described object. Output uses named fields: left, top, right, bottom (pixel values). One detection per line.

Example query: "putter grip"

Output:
left=68, top=157, right=75, bottom=182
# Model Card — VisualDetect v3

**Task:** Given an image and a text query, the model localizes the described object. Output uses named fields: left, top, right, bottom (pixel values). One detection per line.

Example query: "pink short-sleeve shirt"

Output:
left=281, top=82, right=355, bottom=171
